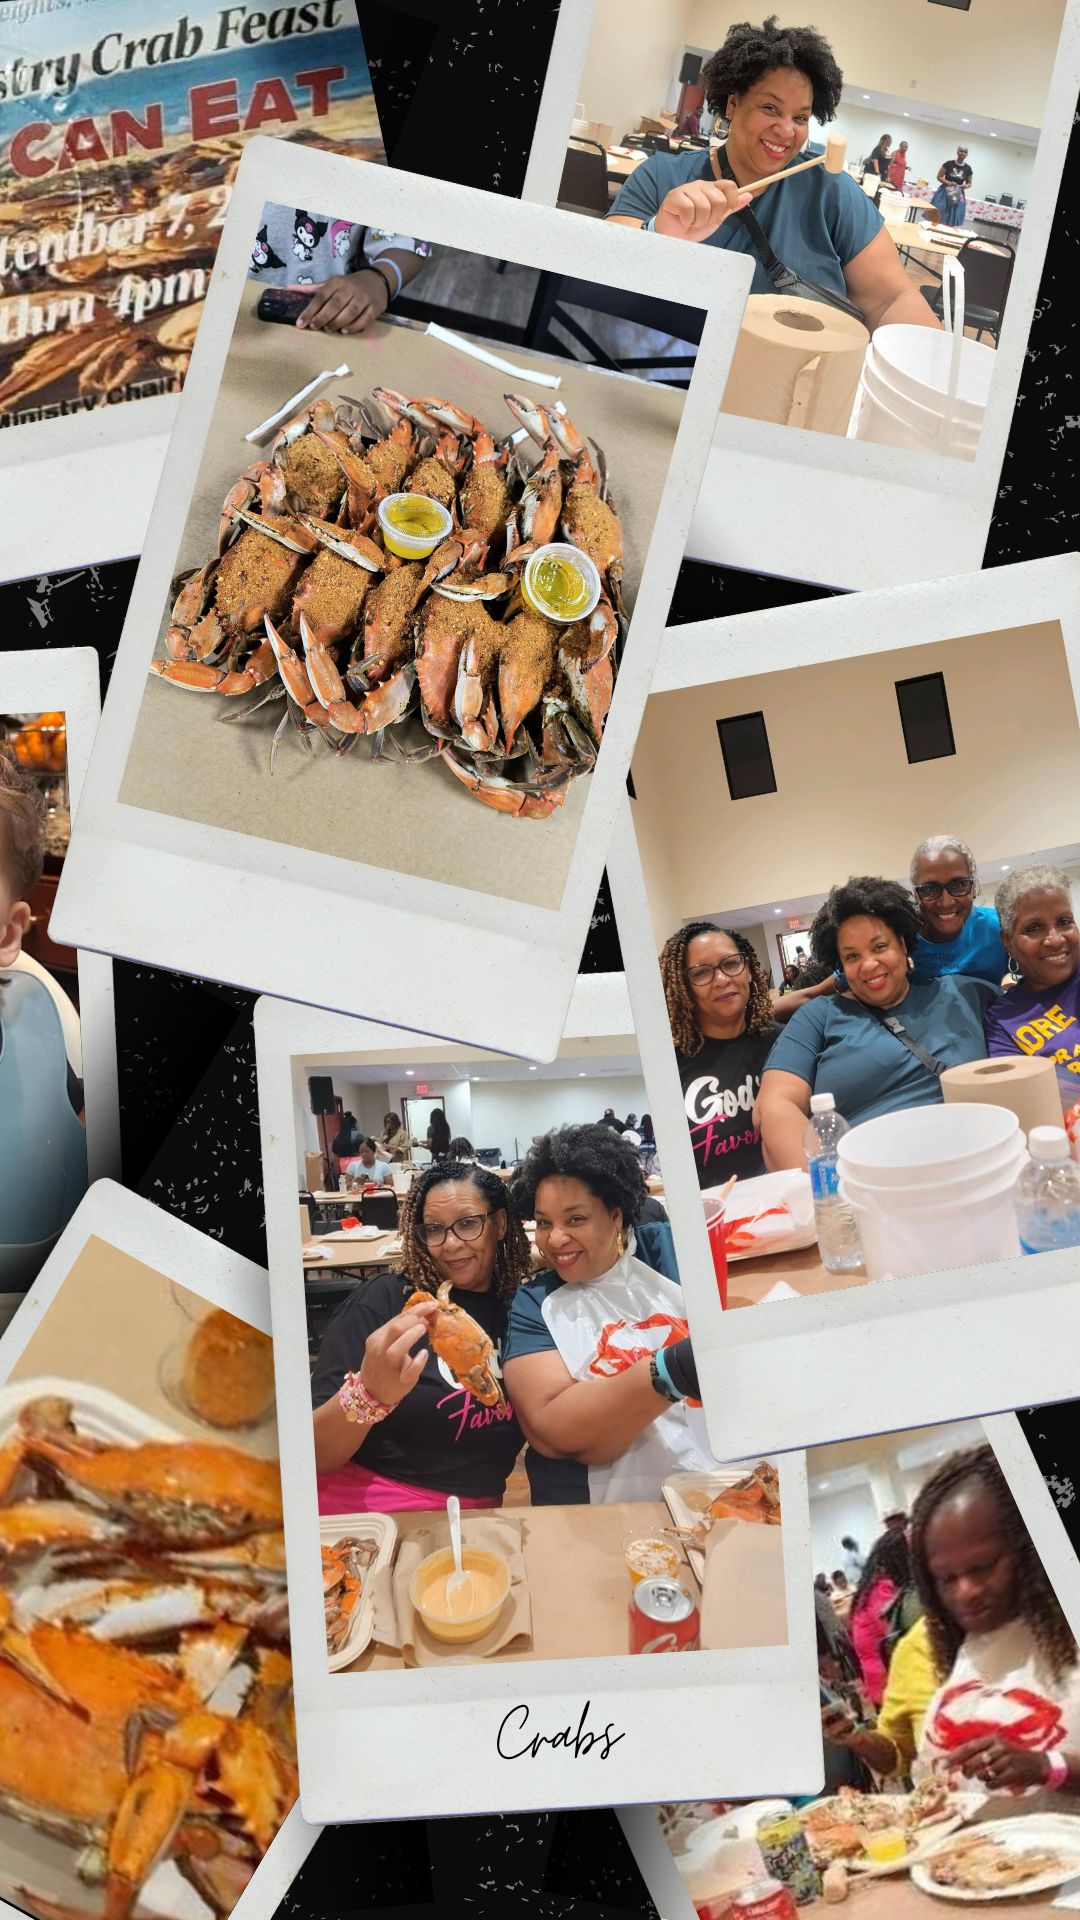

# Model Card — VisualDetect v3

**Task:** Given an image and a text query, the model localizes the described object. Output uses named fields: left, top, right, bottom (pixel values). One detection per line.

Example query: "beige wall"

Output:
left=631, top=622, right=1080, bottom=943
left=681, top=0, right=1063, bottom=129
left=577, top=0, right=692, bottom=137
left=829, top=104, right=1035, bottom=200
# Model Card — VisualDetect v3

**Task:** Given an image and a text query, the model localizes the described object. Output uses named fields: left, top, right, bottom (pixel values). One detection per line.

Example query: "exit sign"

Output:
left=416, top=1082, right=429, bottom=1095
left=788, top=918, right=802, bottom=930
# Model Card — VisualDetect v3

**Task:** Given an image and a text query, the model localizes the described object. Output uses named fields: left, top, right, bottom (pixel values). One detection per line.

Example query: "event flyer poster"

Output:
left=0, top=0, right=382, bottom=427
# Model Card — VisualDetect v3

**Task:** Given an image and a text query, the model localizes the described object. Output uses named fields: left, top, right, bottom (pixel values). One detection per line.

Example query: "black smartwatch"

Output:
left=649, top=1351, right=681, bottom=1403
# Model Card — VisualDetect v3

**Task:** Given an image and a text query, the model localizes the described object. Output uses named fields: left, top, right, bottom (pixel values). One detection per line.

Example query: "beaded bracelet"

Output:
left=339, top=1370, right=393, bottom=1426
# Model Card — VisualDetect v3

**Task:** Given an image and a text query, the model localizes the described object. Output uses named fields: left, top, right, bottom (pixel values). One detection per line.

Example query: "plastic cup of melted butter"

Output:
left=377, top=492, right=453, bottom=558
left=521, top=542, right=601, bottom=623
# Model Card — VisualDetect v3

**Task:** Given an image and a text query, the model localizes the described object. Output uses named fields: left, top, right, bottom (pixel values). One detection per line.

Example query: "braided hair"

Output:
left=910, top=1445, right=1077, bottom=1683
left=852, top=1528, right=912, bottom=1616
left=0, top=739, right=46, bottom=901
left=395, top=1160, right=532, bottom=1305
left=660, top=920, right=773, bottom=1059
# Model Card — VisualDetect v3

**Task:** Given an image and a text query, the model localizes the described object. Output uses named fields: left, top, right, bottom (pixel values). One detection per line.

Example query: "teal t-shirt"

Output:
left=910, top=904, right=1008, bottom=991
left=609, top=146, right=882, bottom=300
left=763, top=976, right=995, bottom=1127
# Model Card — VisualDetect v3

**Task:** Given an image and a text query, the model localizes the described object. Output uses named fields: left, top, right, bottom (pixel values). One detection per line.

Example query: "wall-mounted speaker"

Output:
left=308, top=1074, right=336, bottom=1116
left=679, top=52, right=703, bottom=85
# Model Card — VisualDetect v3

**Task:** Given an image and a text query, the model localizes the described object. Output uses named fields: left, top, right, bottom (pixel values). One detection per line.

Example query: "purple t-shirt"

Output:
left=984, top=967, right=1080, bottom=1111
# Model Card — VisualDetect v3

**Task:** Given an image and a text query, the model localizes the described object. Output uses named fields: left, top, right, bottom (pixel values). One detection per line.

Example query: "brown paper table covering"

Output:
left=121, top=297, right=684, bottom=906
left=369, top=1513, right=531, bottom=1667
left=700, top=1515, right=788, bottom=1650
left=728, top=1243, right=869, bottom=1309
left=345, top=1498, right=706, bottom=1669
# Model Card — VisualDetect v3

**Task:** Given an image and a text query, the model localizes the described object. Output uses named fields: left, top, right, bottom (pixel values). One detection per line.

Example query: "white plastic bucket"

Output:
left=840, top=1141, right=1027, bottom=1211
left=391, top=1165, right=414, bottom=1195
left=840, top=1168, right=1021, bottom=1282
left=837, top=1101, right=1021, bottom=1189
left=853, top=257, right=994, bottom=459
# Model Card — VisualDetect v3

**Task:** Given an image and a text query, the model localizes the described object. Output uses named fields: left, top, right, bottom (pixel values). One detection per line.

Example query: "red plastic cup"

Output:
left=705, top=1207, right=728, bottom=1308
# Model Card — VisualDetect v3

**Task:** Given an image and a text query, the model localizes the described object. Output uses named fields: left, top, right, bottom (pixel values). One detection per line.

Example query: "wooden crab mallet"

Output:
left=723, top=130, right=847, bottom=196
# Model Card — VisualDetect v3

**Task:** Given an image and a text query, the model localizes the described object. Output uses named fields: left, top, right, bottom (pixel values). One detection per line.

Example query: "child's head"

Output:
left=0, top=742, right=46, bottom=968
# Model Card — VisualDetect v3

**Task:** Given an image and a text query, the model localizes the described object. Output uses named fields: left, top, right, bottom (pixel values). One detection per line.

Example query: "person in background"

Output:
left=909, top=836, right=1008, bottom=988
left=378, top=1111, right=412, bottom=1162
left=849, top=1529, right=916, bottom=1707
left=841, top=1535, right=865, bottom=1581
left=823, top=1612, right=940, bottom=1782
left=504, top=1126, right=712, bottom=1505
left=640, top=1114, right=657, bottom=1150
left=757, top=878, right=994, bottom=1170
left=885, top=1508, right=909, bottom=1533
left=862, top=134, right=892, bottom=188
left=933, top=145, right=973, bottom=227
left=985, top=865, right=1080, bottom=1111
left=0, top=745, right=87, bottom=1295
left=830, top=1568, right=854, bottom=1621
left=600, top=1107, right=625, bottom=1131
left=608, top=17, right=941, bottom=336
left=310, top=1162, right=528, bottom=1512
left=815, top=1572, right=833, bottom=1595
left=249, top=203, right=431, bottom=334
left=661, top=922, right=781, bottom=1189
left=330, top=1111, right=363, bottom=1162
left=779, top=962, right=802, bottom=994
left=817, top=1587, right=876, bottom=1791
left=621, top=1113, right=642, bottom=1146
left=887, top=139, right=910, bottom=191
left=449, top=1136, right=478, bottom=1164
left=426, top=1109, right=452, bottom=1160
left=341, top=1139, right=393, bottom=1187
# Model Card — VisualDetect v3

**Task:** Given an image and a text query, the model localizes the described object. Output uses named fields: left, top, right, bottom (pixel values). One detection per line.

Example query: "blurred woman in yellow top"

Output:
left=823, top=1614, right=939, bottom=1777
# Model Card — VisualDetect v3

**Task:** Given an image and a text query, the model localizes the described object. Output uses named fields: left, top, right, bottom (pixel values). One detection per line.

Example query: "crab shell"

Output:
left=404, top=1283, right=504, bottom=1407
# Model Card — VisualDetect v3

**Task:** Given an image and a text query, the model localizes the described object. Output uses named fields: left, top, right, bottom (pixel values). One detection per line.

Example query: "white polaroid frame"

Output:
left=49, top=136, right=753, bottom=1063
left=0, top=1177, right=324, bottom=1920
left=607, top=552, right=1080, bottom=1461
left=255, top=982, right=822, bottom=1820
left=0, top=647, right=120, bottom=1324
left=524, top=0, right=1080, bottom=591
left=617, top=1407, right=1080, bottom=1920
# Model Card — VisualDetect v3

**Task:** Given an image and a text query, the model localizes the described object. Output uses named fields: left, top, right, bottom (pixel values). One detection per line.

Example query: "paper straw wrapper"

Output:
left=424, top=322, right=562, bottom=389
left=244, top=364, right=350, bottom=442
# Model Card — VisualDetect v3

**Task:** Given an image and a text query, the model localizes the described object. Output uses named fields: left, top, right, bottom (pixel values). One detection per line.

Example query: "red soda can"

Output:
left=730, top=1881, right=799, bottom=1920
left=628, top=1577, right=700, bottom=1653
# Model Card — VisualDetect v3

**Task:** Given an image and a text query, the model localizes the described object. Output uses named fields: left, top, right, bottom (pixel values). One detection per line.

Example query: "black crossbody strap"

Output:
left=710, top=143, right=866, bottom=325
left=868, top=1005, right=948, bottom=1079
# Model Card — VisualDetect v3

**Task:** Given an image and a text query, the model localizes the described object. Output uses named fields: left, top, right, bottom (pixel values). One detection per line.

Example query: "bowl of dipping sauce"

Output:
left=623, top=1534, right=681, bottom=1586
left=521, top=542, right=601, bottom=624
left=377, top=493, right=453, bottom=559
left=411, top=1546, right=511, bottom=1643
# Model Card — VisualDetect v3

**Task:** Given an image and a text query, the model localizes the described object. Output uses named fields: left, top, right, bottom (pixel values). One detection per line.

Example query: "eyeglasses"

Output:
left=687, top=955, right=749, bottom=986
left=914, top=877, right=974, bottom=902
left=416, top=1211, right=493, bottom=1249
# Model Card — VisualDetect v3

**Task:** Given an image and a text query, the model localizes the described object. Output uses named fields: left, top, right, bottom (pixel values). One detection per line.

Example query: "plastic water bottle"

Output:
left=1014, top=1126, right=1080, bottom=1254
left=804, top=1093, right=862, bottom=1272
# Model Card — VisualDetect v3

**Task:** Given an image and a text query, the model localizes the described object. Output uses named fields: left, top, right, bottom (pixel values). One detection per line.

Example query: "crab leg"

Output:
left=437, top=741, right=569, bottom=818
left=149, top=636, right=279, bottom=697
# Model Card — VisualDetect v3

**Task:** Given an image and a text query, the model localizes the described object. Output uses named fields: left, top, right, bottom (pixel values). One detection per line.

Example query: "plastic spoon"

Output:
left=445, top=1495, right=473, bottom=1614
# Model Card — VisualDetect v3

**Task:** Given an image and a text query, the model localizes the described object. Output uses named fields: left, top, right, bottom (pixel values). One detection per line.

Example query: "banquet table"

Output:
left=726, top=1242, right=869, bottom=1309
left=303, top=1231, right=401, bottom=1275
left=338, top=1497, right=711, bottom=1671
left=798, top=1866, right=1068, bottom=1920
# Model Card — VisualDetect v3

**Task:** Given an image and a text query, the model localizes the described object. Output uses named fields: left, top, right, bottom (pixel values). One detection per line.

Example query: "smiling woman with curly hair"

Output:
left=606, top=14, right=941, bottom=338
left=757, top=876, right=995, bottom=1170
left=503, top=1126, right=717, bottom=1506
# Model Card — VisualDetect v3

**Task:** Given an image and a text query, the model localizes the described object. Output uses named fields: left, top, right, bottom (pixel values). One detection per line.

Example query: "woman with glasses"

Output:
left=310, top=1161, right=529, bottom=1513
left=909, top=837, right=1008, bottom=988
left=660, top=922, right=789, bottom=1189
left=985, top=866, right=1080, bottom=1110
left=503, top=1125, right=715, bottom=1505
left=758, top=877, right=994, bottom=1171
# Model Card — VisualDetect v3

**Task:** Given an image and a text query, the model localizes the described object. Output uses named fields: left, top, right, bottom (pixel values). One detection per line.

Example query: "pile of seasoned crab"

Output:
left=0, top=1391, right=295, bottom=1920
left=670, top=1460, right=781, bottom=1546
left=149, top=387, right=626, bottom=818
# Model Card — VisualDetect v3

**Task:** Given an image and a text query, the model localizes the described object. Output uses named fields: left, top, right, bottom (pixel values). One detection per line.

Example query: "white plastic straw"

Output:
left=244, top=363, right=350, bottom=442
left=424, top=322, right=562, bottom=389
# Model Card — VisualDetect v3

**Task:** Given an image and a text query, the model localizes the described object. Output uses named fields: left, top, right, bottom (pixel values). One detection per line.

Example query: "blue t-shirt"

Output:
left=609, top=146, right=882, bottom=300
left=763, top=976, right=995, bottom=1128
left=910, top=904, right=1008, bottom=990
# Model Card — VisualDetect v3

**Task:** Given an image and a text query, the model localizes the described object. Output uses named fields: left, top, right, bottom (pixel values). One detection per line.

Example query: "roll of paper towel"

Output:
left=721, top=294, right=869, bottom=435
left=941, top=1054, right=1063, bottom=1135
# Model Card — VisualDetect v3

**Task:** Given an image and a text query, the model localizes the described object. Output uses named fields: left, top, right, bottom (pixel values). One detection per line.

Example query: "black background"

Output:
left=3, top=0, right=1077, bottom=1907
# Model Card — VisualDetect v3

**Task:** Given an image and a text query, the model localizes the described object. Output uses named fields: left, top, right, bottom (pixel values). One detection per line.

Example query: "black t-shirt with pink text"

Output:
left=310, top=1272, right=523, bottom=1500
left=676, top=1026, right=780, bottom=1190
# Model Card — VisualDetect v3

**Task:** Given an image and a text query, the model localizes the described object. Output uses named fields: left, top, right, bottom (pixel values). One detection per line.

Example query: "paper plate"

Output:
left=911, top=1814, right=1080, bottom=1901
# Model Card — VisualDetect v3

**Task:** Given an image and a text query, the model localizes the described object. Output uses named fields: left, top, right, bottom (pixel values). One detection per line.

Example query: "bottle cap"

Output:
left=810, top=1093, right=836, bottom=1115
left=1029, top=1126, right=1070, bottom=1162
